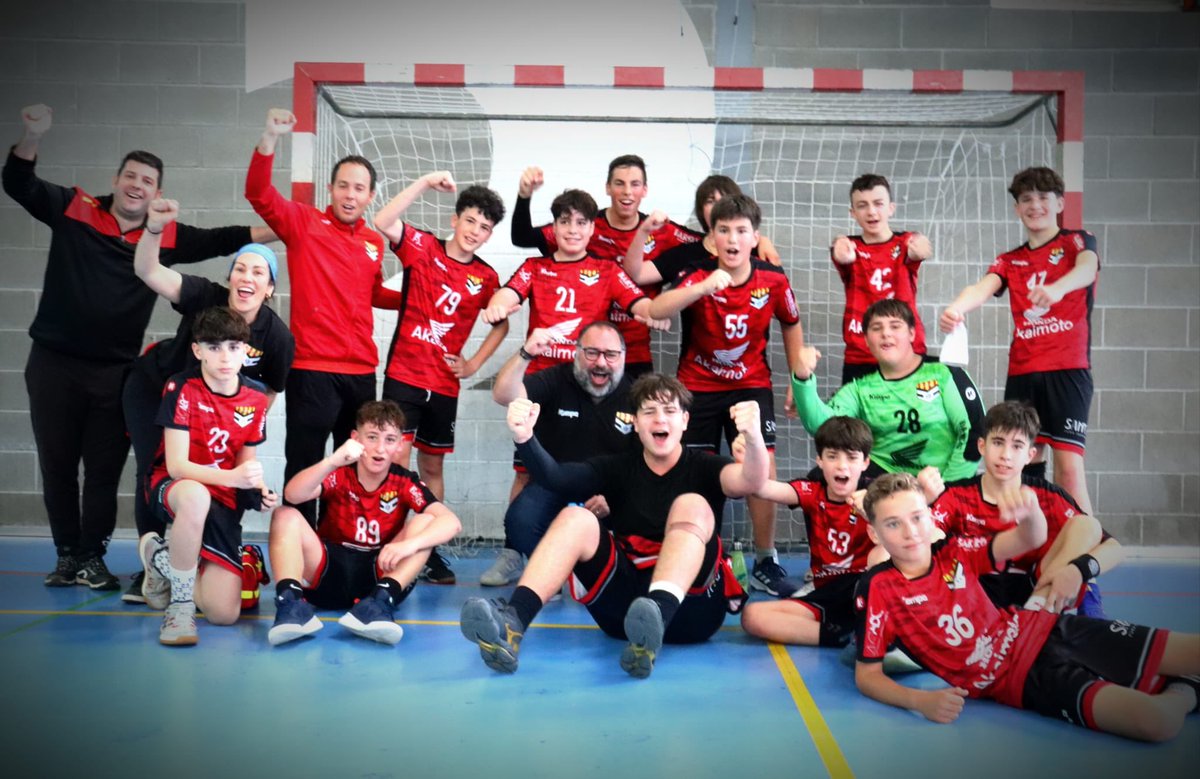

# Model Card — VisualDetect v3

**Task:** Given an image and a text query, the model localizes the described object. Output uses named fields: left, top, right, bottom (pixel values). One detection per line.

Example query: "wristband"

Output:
left=518, top=347, right=535, bottom=361
left=1069, top=553, right=1100, bottom=582
left=144, top=225, right=162, bottom=235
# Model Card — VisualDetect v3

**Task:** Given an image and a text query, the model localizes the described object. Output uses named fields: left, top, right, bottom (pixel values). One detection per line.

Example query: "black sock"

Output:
left=647, top=589, right=682, bottom=628
left=276, top=579, right=304, bottom=600
left=1022, top=461, right=1047, bottom=480
left=374, top=578, right=412, bottom=607
left=509, top=585, right=543, bottom=630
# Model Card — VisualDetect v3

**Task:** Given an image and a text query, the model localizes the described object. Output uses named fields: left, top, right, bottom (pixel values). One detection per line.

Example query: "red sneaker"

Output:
left=241, top=544, right=270, bottom=611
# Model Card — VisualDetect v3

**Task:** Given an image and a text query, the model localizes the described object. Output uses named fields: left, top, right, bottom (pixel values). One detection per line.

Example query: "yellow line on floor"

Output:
left=769, top=642, right=854, bottom=779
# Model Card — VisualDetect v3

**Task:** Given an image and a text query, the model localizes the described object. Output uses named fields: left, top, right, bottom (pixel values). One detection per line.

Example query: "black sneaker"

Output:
left=44, top=554, right=79, bottom=587
left=420, top=548, right=456, bottom=585
left=75, top=555, right=120, bottom=590
left=749, top=557, right=789, bottom=596
left=620, top=597, right=665, bottom=679
left=460, top=597, right=523, bottom=674
left=122, top=571, right=147, bottom=604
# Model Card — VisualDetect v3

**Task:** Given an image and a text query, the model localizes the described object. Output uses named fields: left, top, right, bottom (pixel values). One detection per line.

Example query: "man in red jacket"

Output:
left=245, top=108, right=390, bottom=527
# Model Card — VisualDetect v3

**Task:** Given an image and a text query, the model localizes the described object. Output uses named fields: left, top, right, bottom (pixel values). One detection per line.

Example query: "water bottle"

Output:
left=730, top=541, right=749, bottom=591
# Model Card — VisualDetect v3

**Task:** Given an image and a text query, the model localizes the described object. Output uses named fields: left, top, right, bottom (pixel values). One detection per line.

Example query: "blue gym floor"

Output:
left=0, top=536, right=1196, bottom=779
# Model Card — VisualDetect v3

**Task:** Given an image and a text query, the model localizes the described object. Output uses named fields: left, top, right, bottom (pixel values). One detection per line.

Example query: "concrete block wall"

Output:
left=1, top=1, right=1197, bottom=548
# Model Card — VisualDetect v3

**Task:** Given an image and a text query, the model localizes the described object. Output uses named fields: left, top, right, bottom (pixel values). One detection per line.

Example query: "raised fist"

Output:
left=518, top=166, right=545, bottom=198
left=424, top=171, right=456, bottom=193
left=831, top=235, right=856, bottom=265
left=20, top=104, right=52, bottom=137
left=264, top=108, right=297, bottom=136
left=146, top=198, right=179, bottom=232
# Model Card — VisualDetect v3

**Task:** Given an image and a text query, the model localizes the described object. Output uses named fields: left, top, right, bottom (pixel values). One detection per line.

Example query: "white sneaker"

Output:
left=160, top=602, right=198, bottom=646
left=138, top=533, right=171, bottom=610
left=480, top=548, right=525, bottom=587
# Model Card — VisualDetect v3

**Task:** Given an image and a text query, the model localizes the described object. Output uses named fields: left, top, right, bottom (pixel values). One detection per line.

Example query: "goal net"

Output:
left=309, top=73, right=1060, bottom=552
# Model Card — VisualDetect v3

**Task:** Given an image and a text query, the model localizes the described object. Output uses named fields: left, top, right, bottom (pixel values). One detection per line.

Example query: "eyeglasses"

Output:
left=579, top=347, right=624, bottom=362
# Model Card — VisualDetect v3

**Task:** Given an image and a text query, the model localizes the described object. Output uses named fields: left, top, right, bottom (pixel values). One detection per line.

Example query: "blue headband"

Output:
left=231, top=243, right=278, bottom=283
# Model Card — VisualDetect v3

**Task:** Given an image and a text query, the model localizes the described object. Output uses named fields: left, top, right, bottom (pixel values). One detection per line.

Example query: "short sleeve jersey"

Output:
left=787, top=478, right=874, bottom=586
left=135, top=274, right=294, bottom=393
left=834, top=232, right=927, bottom=366
left=587, top=447, right=731, bottom=567
left=383, top=225, right=500, bottom=397
left=503, top=255, right=647, bottom=374
left=931, top=474, right=1082, bottom=574
left=537, top=213, right=700, bottom=365
left=792, top=359, right=985, bottom=481
left=674, top=260, right=800, bottom=392
left=150, top=368, right=270, bottom=510
left=523, top=363, right=638, bottom=463
left=315, top=462, right=436, bottom=551
left=987, top=229, right=1099, bottom=375
left=855, top=536, right=1058, bottom=706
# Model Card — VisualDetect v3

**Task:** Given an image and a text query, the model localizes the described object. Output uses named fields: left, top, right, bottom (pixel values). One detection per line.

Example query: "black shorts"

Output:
left=304, top=541, right=382, bottom=610
left=568, top=530, right=728, bottom=645
left=683, top=387, right=777, bottom=452
left=980, top=570, right=1036, bottom=610
left=792, top=574, right=860, bottom=647
left=1005, top=369, right=1092, bottom=455
left=1021, top=614, right=1169, bottom=729
left=382, top=378, right=458, bottom=454
left=150, top=477, right=245, bottom=576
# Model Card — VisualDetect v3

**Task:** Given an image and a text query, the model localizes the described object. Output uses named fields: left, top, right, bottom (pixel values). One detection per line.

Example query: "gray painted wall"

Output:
left=1, top=1, right=1196, bottom=547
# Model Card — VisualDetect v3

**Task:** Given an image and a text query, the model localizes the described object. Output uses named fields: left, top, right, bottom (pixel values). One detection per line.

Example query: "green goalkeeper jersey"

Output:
left=791, top=358, right=986, bottom=481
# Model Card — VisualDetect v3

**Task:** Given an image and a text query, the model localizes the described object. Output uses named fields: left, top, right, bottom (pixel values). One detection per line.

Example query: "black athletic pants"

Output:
left=121, top=367, right=167, bottom=539
left=24, top=343, right=131, bottom=559
left=284, top=368, right=376, bottom=526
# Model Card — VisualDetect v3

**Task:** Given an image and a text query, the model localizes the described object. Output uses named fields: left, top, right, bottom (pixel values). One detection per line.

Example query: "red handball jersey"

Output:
left=855, top=536, right=1058, bottom=707
left=788, top=479, right=874, bottom=586
left=987, top=229, right=1099, bottom=376
left=317, top=463, right=436, bottom=551
left=503, top=254, right=647, bottom=374
left=539, top=213, right=700, bottom=365
left=674, top=260, right=800, bottom=392
left=834, top=232, right=927, bottom=365
left=150, top=369, right=270, bottom=510
left=382, top=225, right=500, bottom=397
left=245, top=150, right=388, bottom=375
left=931, top=475, right=1081, bottom=575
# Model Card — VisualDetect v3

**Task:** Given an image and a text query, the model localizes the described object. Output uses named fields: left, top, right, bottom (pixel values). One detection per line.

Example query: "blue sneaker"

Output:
left=460, top=597, right=523, bottom=674
left=750, top=557, right=789, bottom=596
left=338, top=594, right=403, bottom=645
left=1078, top=582, right=1106, bottom=618
left=620, top=597, right=665, bottom=679
left=268, top=591, right=323, bottom=646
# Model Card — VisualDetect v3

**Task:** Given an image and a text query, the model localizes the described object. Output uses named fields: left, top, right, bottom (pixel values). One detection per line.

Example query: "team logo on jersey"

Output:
left=713, top=342, right=750, bottom=366
left=889, top=440, right=927, bottom=470
left=364, top=241, right=379, bottom=262
left=378, top=490, right=399, bottom=514
left=915, top=380, right=940, bottom=402
left=748, top=287, right=770, bottom=310
left=891, top=245, right=902, bottom=260
left=943, top=560, right=967, bottom=590
left=642, top=235, right=657, bottom=256
left=243, top=345, right=263, bottom=368
left=614, top=411, right=634, bottom=435
left=1048, top=247, right=1065, bottom=266
left=233, top=405, right=257, bottom=428
left=465, top=274, right=484, bottom=295
left=411, top=319, right=455, bottom=349
left=1022, top=305, right=1050, bottom=323
left=546, top=317, right=583, bottom=342
left=579, top=268, right=601, bottom=287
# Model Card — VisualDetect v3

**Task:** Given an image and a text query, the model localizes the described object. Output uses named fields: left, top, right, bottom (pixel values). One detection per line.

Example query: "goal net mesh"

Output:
left=314, top=82, right=1057, bottom=553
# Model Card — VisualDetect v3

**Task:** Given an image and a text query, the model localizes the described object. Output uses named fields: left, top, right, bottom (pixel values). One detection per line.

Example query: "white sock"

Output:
left=648, top=580, right=686, bottom=603
left=168, top=564, right=197, bottom=605
left=758, top=547, right=778, bottom=564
